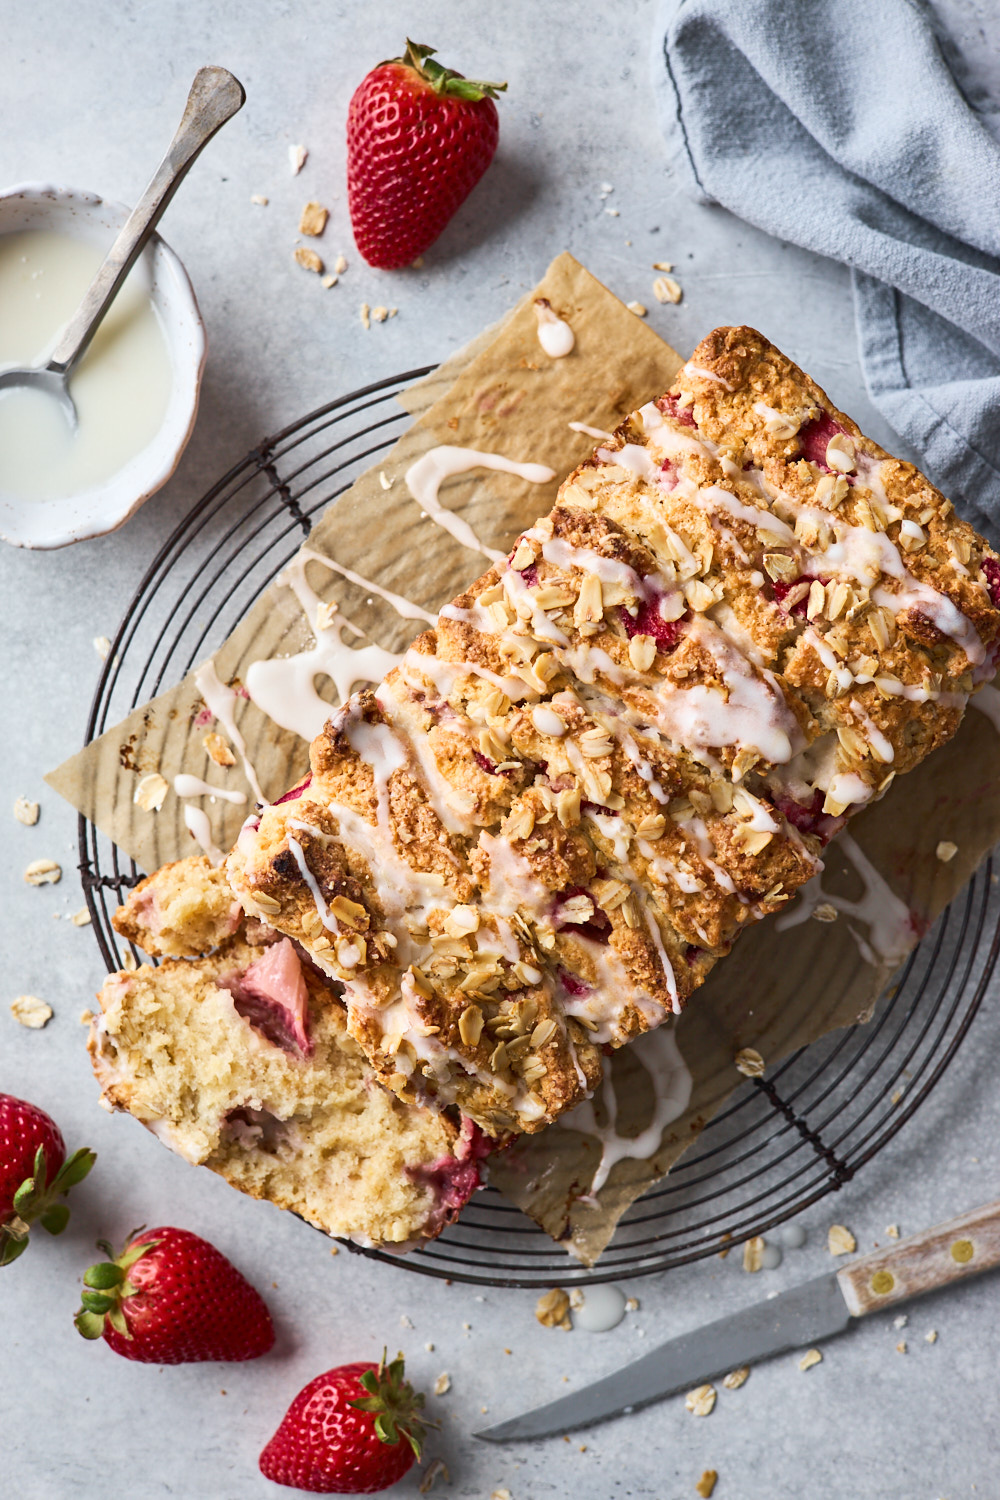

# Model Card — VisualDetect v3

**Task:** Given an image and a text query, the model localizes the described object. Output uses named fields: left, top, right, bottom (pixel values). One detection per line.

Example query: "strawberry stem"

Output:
left=1, top=1144, right=96, bottom=1267
left=74, top=1231, right=160, bottom=1342
left=349, top=1350, right=426, bottom=1457
left=387, top=39, right=507, bottom=102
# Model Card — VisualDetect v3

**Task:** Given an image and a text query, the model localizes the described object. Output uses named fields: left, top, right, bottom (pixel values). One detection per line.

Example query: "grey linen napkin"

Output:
left=653, top=0, right=1000, bottom=539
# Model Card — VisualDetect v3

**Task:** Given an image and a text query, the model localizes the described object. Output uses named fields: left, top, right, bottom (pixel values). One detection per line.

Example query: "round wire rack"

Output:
left=80, top=368, right=1000, bottom=1288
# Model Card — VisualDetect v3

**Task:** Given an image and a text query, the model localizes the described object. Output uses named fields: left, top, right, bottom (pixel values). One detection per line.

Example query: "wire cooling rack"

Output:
left=80, top=368, right=1000, bottom=1287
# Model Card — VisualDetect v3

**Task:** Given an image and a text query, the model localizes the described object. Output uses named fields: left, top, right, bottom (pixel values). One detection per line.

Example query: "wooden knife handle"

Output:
left=837, top=1199, right=1000, bottom=1317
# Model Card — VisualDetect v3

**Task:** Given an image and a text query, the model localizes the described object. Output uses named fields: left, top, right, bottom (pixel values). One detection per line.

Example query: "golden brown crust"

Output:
left=228, top=327, right=1000, bottom=1138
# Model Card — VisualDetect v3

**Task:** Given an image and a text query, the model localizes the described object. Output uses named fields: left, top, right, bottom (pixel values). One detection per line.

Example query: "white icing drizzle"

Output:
left=616, top=727, right=669, bottom=803
left=245, top=553, right=403, bottom=742
left=683, top=361, right=733, bottom=389
left=848, top=701, right=894, bottom=763
left=172, top=774, right=247, bottom=805
left=286, top=833, right=340, bottom=933
left=405, top=446, right=555, bottom=563
left=776, top=831, right=914, bottom=967
left=377, top=680, right=476, bottom=835
left=647, top=616, right=802, bottom=764
left=301, top=546, right=437, bottom=625
left=400, top=646, right=534, bottom=705
left=596, top=443, right=662, bottom=485
left=635, top=888, right=680, bottom=1013
left=534, top=299, right=575, bottom=357
left=182, top=805, right=225, bottom=866
left=569, top=420, right=614, bottom=440
left=536, top=534, right=648, bottom=595
left=970, top=682, right=1000, bottom=732
left=562, top=1026, right=692, bottom=1193
left=193, top=660, right=267, bottom=806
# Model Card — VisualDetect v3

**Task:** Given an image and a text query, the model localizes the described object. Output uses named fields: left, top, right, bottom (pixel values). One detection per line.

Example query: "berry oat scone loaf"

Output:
left=227, top=327, right=1000, bottom=1140
left=89, top=858, right=487, bottom=1247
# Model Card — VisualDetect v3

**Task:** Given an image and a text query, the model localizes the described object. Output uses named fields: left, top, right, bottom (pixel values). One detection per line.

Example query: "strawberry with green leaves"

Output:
left=347, top=39, right=506, bottom=269
left=0, top=1093, right=95, bottom=1266
left=74, top=1225, right=274, bottom=1362
left=260, top=1351, right=426, bottom=1494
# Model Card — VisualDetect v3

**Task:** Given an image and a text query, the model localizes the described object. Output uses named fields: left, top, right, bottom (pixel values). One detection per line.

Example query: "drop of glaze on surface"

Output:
left=405, top=445, right=555, bottom=563
left=759, top=1242, right=783, bottom=1270
left=534, top=298, right=575, bottom=358
left=778, top=1223, right=807, bottom=1249
left=574, top=1284, right=627, bottom=1331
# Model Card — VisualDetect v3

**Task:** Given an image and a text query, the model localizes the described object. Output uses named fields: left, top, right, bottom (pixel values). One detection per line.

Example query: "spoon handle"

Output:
left=47, top=65, right=245, bottom=376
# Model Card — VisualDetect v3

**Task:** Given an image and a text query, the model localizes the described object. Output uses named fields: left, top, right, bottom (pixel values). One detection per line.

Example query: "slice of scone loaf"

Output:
left=228, top=326, right=1000, bottom=1139
left=91, top=858, right=487, bottom=1248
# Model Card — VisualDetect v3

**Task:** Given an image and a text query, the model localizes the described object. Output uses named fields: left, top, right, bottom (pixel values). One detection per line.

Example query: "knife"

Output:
left=475, top=1198, right=1000, bottom=1443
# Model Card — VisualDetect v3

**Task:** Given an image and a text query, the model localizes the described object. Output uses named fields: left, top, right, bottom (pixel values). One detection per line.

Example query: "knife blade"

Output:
left=475, top=1196, right=1000, bottom=1444
left=475, top=1271, right=848, bottom=1443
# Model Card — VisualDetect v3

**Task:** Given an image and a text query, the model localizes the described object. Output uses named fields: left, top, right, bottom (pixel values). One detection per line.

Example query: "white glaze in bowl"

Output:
left=0, top=183, right=205, bottom=549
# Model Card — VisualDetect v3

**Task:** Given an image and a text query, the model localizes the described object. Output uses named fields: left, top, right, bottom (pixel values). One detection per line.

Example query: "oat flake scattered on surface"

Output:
left=24, top=858, right=62, bottom=886
left=489, top=1490, right=511, bottom=1500
left=812, top=902, right=839, bottom=922
left=250, top=194, right=269, bottom=206
left=334, top=254, right=348, bottom=274
left=653, top=275, right=682, bottom=304
left=743, top=1235, right=765, bottom=1272
left=626, top=301, right=648, bottom=316
left=896, top=1340, right=908, bottom=1354
left=11, top=994, right=53, bottom=1029
left=886, top=1224, right=900, bottom=1239
left=685, top=1383, right=716, bottom=1417
left=289, top=143, right=308, bottom=175
left=321, top=274, right=338, bottom=289
left=360, top=302, right=371, bottom=330
left=925, top=1330, right=938, bottom=1344
left=734, top=1047, right=765, bottom=1077
left=696, top=1471, right=718, bottom=1498
left=936, top=840, right=958, bottom=863
left=14, top=798, right=39, bottom=826
left=625, top=1296, right=640, bottom=1313
left=294, top=246, right=323, bottom=274
left=433, top=1372, right=451, bottom=1395
left=299, top=200, right=329, bottom=236
left=828, top=1224, right=856, bottom=1256
left=722, top=1366, right=749, bottom=1390
left=418, top=1458, right=450, bottom=1494
left=70, top=908, right=91, bottom=927
left=535, top=1287, right=572, bottom=1330
left=93, top=635, right=112, bottom=660
left=798, top=1348, right=823, bottom=1371
left=133, top=772, right=169, bottom=812
left=203, top=732, right=235, bottom=768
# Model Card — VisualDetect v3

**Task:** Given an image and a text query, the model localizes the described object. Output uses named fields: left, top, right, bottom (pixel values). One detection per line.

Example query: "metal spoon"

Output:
left=0, top=65, right=245, bottom=426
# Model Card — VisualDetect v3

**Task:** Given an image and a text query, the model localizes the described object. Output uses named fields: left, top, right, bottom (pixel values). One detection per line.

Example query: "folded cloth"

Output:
left=653, top=0, right=1000, bottom=540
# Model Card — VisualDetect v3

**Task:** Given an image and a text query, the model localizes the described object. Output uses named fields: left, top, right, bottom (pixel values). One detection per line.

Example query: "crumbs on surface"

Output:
left=24, top=858, right=61, bottom=886
left=13, top=798, right=39, bottom=826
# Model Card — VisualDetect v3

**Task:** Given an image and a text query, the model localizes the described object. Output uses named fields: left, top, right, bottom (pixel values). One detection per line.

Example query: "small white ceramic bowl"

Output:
left=0, top=183, right=205, bottom=549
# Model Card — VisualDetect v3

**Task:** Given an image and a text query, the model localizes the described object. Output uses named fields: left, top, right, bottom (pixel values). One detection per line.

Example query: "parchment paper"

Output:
left=47, top=253, right=1000, bottom=1263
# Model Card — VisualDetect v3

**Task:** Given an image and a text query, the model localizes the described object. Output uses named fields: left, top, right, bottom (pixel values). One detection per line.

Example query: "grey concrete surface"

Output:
left=1, top=3, right=997, bottom=1497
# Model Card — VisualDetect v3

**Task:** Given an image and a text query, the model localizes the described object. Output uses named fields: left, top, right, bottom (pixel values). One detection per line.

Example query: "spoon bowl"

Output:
left=0, top=364, right=76, bottom=427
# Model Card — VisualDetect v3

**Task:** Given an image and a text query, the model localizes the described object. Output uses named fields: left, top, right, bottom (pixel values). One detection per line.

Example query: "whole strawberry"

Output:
left=0, top=1093, right=95, bottom=1266
left=347, top=39, right=506, bottom=269
left=259, top=1352, right=425, bottom=1494
left=74, top=1225, right=274, bottom=1362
